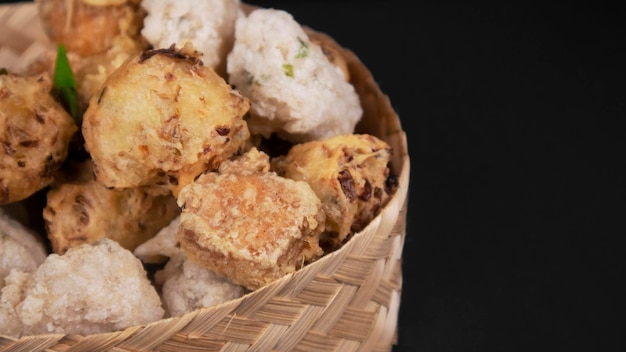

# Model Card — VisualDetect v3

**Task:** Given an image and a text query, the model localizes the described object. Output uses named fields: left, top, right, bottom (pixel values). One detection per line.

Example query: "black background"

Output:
left=244, top=2, right=624, bottom=351
left=2, top=1, right=625, bottom=351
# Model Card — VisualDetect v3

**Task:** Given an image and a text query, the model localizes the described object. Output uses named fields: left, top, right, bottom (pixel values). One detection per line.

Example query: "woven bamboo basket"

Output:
left=0, top=2, right=410, bottom=351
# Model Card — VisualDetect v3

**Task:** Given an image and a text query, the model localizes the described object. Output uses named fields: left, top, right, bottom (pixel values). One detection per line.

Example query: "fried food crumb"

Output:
left=82, top=43, right=250, bottom=196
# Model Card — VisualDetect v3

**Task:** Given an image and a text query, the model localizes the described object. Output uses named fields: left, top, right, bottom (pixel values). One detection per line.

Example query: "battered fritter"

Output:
left=82, top=44, right=250, bottom=196
left=177, top=148, right=325, bottom=290
left=35, top=0, right=145, bottom=57
left=43, top=160, right=180, bottom=254
left=0, top=72, right=78, bottom=205
left=272, top=134, right=396, bottom=252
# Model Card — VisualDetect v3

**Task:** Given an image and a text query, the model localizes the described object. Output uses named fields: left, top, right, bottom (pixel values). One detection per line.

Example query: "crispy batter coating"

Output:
left=272, top=134, right=395, bottom=251
left=0, top=210, right=47, bottom=289
left=82, top=44, right=250, bottom=196
left=177, top=148, right=325, bottom=290
left=35, top=0, right=145, bottom=57
left=26, top=23, right=148, bottom=116
left=2, top=239, right=164, bottom=337
left=43, top=160, right=180, bottom=254
left=72, top=38, right=147, bottom=113
left=0, top=72, right=78, bottom=205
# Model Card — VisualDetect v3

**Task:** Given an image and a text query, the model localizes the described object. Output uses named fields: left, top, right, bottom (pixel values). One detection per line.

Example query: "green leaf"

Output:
left=53, top=44, right=80, bottom=125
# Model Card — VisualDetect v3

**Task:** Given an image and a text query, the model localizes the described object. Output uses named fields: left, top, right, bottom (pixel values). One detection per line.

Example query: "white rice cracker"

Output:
left=227, top=8, right=363, bottom=143
left=141, top=0, right=242, bottom=71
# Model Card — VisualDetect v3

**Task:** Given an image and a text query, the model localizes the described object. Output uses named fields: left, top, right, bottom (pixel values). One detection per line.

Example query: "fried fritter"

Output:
left=82, top=44, right=250, bottom=196
left=0, top=72, right=78, bottom=205
left=26, top=18, right=148, bottom=116
left=43, top=160, right=180, bottom=254
left=177, top=148, right=325, bottom=290
left=272, top=134, right=395, bottom=252
left=72, top=37, right=147, bottom=113
left=35, top=0, right=145, bottom=57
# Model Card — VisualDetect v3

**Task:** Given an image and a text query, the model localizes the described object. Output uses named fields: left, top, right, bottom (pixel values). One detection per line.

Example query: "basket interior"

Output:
left=0, top=2, right=410, bottom=351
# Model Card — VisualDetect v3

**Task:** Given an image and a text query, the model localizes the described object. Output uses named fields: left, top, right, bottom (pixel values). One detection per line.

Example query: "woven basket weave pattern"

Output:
left=0, top=2, right=410, bottom=351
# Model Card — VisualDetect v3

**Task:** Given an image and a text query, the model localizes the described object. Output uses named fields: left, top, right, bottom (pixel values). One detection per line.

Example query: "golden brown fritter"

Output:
left=28, top=36, right=147, bottom=116
left=272, top=134, right=395, bottom=252
left=35, top=0, right=145, bottom=57
left=0, top=72, right=78, bottom=205
left=177, top=148, right=325, bottom=291
left=82, top=44, right=250, bottom=196
left=72, top=38, right=147, bottom=114
left=43, top=160, right=180, bottom=254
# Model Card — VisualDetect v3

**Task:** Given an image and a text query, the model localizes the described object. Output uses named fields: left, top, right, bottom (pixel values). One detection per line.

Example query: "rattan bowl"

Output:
left=0, top=2, right=410, bottom=351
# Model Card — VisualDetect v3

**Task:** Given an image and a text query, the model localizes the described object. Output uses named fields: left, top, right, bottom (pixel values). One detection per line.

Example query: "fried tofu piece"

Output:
left=177, top=148, right=325, bottom=290
left=272, top=134, right=395, bottom=251
left=0, top=72, right=78, bottom=205
left=82, top=44, right=250, bottom=196
left=43, top=160, right=180, bottom=254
